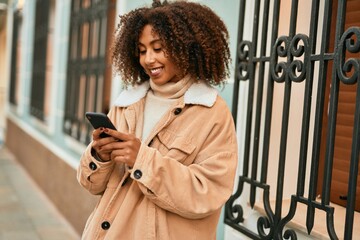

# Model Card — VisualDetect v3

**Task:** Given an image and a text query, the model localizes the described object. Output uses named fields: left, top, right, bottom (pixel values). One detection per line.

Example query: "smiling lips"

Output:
left=149, top=67, right=163, bottom=77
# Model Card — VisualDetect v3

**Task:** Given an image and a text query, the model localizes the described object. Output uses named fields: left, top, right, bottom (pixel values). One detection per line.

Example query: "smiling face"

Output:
left=138, top=25, right=181, bottom=85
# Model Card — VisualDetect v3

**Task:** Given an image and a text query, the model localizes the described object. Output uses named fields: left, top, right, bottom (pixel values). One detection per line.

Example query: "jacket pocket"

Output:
left=156, top=130, right=196, bottom=165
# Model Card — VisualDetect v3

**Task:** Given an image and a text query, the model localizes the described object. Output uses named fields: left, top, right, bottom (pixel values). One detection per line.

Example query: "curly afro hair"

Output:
left=112, top=0, right=231, bottom=86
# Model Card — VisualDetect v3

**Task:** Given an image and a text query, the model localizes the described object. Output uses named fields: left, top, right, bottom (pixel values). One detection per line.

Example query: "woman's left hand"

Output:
left=102, top=128, right=142, bottom=167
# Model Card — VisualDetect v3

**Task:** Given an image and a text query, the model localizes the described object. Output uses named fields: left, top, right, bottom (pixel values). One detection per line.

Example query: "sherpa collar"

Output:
left=113, top=81, right=218, bottom=108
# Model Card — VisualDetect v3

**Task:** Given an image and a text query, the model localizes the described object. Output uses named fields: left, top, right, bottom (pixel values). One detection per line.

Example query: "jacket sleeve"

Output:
left=130, top=106, right=238, bottom=219
left=77, top=144, right=116, bottom=195
left=77, top=108, right=121, bottom=195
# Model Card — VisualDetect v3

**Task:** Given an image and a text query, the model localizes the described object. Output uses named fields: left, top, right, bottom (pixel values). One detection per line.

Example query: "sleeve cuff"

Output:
left=91, top=147, right=111, bottom=162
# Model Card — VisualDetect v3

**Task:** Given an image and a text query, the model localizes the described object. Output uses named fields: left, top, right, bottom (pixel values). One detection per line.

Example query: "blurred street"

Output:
left=0, top=146, right=80, bottom=240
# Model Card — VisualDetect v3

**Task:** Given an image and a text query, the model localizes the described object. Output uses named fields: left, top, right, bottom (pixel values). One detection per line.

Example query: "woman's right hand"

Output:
left=91, top=127, right=118, bottom=161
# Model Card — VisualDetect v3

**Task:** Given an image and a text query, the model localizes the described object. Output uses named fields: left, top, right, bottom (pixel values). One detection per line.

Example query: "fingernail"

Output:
left=104, top=128, right=109, bottom=132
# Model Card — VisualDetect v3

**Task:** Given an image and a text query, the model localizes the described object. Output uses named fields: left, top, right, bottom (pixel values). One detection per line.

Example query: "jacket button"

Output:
left=133, top=169, right=142, bottom=179
left=101, top=221, right=110, bottom=230
left=174, top=108, right=182, bottom=115
left=89, top=162, right=97, bottom=170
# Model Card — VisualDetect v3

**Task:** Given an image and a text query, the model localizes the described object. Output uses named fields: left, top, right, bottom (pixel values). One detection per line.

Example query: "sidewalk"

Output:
left=0, top=146, right=80, bottom=240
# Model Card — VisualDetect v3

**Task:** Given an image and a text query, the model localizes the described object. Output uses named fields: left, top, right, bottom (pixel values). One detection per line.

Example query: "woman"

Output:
left=77, top=1, right=238, bottom=239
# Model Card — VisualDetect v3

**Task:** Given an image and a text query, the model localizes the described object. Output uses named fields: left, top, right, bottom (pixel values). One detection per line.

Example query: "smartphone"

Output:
left=85, top=112, right=117, bottom=138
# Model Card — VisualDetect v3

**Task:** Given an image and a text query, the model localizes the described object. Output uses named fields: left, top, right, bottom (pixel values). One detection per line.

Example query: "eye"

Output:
left=154, top=47, right=162, bottom=52
left=139, top=49, right=146, bottom=55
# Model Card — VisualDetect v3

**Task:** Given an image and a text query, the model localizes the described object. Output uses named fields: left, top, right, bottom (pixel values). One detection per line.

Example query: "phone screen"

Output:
left=85, top=112, right=117, bottom=138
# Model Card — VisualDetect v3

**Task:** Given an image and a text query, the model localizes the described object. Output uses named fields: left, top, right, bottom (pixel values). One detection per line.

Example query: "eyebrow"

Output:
left=138, top=39, right=162, bottom=47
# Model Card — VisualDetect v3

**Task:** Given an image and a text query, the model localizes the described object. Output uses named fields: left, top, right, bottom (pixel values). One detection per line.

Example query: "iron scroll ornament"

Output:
left=270, top=34, right=310, bottom=83
left=336, top=26, right=360, bottom=85
left=225, top=33, right=337, bottom=240
left=225, top=34, right=311, bottom=240
left=237, top=41, right=252, bottom=81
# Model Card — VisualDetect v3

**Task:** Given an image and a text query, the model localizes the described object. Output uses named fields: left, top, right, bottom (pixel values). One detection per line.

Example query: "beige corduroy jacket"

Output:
left=77, top=81, right=238, bottom=240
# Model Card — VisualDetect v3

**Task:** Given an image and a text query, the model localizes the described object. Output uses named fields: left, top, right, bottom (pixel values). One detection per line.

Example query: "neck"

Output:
left=149, top=75, right=193, bottom=99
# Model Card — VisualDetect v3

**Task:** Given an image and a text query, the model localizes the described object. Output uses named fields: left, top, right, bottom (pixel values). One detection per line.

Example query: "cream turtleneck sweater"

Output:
left=141, top=75, right=193, bottom=141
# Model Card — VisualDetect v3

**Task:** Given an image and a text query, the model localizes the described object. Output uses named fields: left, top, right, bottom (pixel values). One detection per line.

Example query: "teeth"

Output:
left=150, top=67, right=162, bottom=74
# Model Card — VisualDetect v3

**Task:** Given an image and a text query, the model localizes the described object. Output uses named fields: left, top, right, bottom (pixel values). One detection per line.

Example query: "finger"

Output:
left=90, top=143, right=111, bottom=162
left=92, top=127, right=105, bottom=140
left=112, top=155, right=127, bottom=163
left=112, top=148, right=129, bottom=157
left=94, top=140, right=120, bottom=154
left=112, top=147, right=133, bottom=160
left=92, top=136, right=117, bottom=149
left=103, top=129, right=133, bottom=141
left=112, top=153, right=132, bottom=166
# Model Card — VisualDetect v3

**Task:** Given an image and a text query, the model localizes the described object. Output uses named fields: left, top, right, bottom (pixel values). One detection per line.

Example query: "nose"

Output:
left=144, top=50, right=155, bottom=65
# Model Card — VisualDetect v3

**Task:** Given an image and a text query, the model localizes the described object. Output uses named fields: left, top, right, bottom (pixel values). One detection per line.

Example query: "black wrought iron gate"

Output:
left=225, top=0, right=359, bottom=239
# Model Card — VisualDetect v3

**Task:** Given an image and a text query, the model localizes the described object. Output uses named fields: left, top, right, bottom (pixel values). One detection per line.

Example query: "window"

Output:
left=9, top=10, right=22, bottom=106
left=29, top=0, right=54, bottom=121
left=63, top=0, right=115, bottom=144
left=225, top=0, right=359, bottom=239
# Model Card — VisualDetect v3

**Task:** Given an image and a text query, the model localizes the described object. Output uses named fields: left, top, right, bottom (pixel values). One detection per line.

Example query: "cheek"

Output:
left=168, top=62, right=180, bottom=75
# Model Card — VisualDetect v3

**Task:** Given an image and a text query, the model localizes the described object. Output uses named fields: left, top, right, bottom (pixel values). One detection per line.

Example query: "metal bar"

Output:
left=319, top=1, right=347, bottom=238
left=296, top=0, right=319, bottom=198
left=242, top=0, right=255, bottom=182
left=322, top=5, right=359, bottom=239
left=288, top=0, right=298, bottom=36
left=95, top=19, right=101, bottom=58
left=274, top=0, right=299, bottom=223
left=231, top=0, right=246, bottom=123
left=249, top=0, right=261, bottom=208
left=73, top=19, right=83, bottom=119
left=9, top=11, right=20, bottom=105
left=260, top=0, right=281, bottom=186
left=344, top=79, right=360, bottom=240
left=258, top=0, right=270, bottom=184
left=274, top=79, right=291, bottom=222
left=72, top=73, right=80, bottom=136
left=64, top=25, right=75, bottom=129
left=83, top=19, right=93, bottom=114
left=306, top=0, right=333, bottom=234
left=321, top=0, right=346, bottom=206
left=80, top=73, right=90, bottom=140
